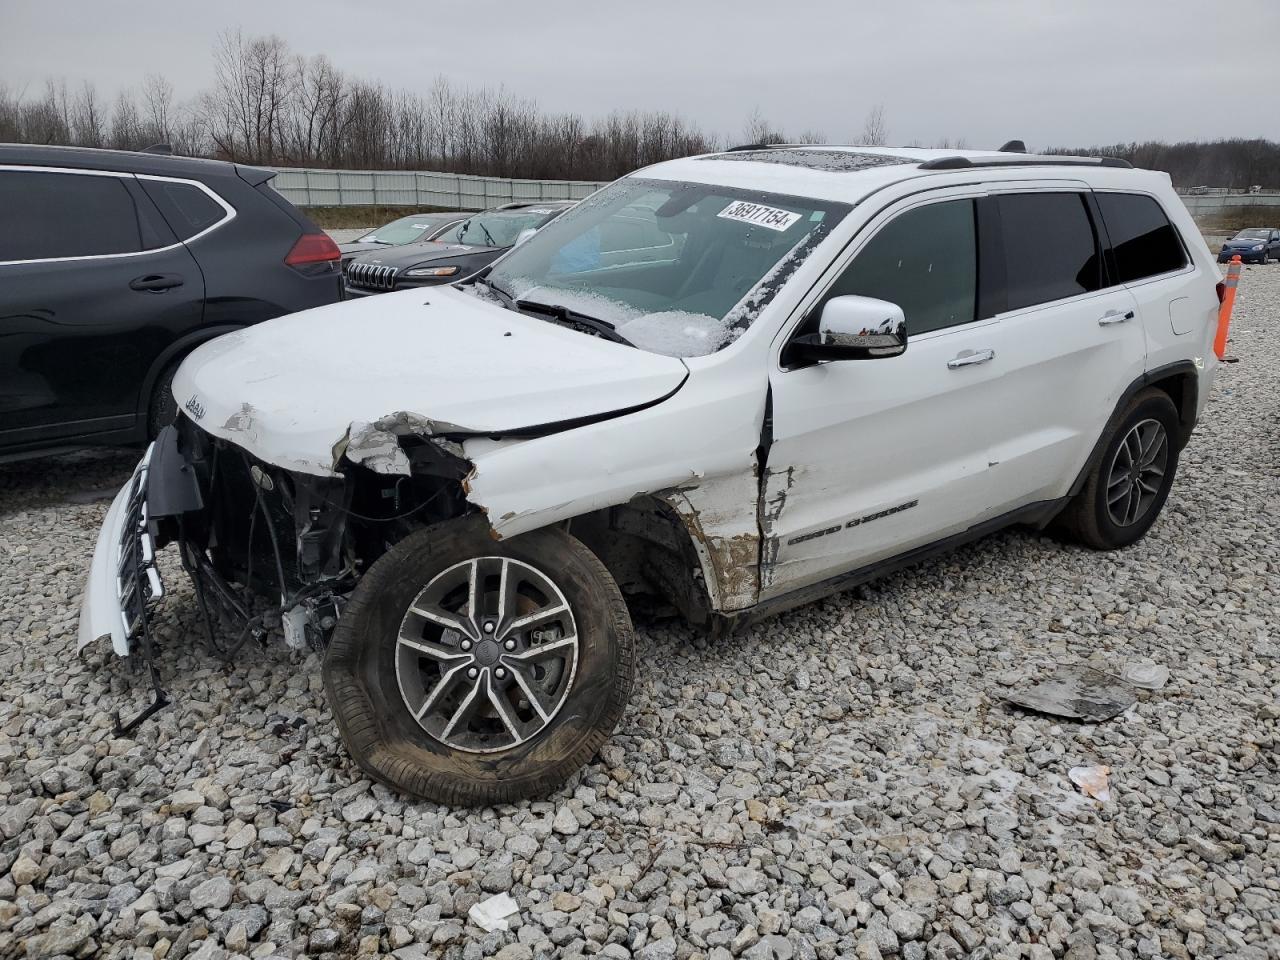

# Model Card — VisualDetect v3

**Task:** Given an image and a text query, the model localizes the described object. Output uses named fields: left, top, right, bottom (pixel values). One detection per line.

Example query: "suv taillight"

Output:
left=1215, top=281, right=1225, bottom=305
left=285, top=232, right=340, bottom=266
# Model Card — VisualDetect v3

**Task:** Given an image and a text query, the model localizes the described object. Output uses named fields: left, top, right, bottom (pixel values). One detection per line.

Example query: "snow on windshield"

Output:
left=481, top=178, right=851, bottom=359
left=502, top=283, right=733, bottom=358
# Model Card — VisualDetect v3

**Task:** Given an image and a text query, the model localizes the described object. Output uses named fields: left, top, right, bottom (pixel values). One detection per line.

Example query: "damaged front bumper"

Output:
left=78, top=443, right=164, bottom=657
left=78, top=443, right=172, bottom=733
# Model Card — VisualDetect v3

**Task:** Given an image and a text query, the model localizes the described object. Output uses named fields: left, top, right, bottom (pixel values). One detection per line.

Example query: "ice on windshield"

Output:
left=503, top=283, right=733, bottom=357
left=484, top=178, right=850, bottom=358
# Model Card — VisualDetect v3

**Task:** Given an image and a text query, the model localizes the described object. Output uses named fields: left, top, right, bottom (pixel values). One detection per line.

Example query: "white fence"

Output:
left=269, top=167, right=606, bottom=210
left=267, top=166, right=1280, bottom=217
left=1175, top=190, right=1280, bottom=218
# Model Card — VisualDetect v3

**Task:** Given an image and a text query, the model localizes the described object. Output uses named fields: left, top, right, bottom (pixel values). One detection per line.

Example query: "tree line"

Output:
left=0, top=31, right=899, bottom=183
left=3, top=31, right=1274, bottom=187
left=1050, top=139, right=1280, bottom=190
left=0, top=31, right=722, bottom=182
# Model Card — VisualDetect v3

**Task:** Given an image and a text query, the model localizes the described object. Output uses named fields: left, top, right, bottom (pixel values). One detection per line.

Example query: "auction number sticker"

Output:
left=717, top=200, right=801, bottom=232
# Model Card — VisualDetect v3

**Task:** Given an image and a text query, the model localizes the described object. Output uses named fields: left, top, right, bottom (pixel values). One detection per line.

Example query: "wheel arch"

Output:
left=133, top=323, right=248, bottom=437
left=1068, top=360, right=1199, bottom=499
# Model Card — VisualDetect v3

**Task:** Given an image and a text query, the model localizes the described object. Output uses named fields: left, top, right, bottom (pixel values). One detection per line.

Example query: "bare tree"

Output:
left=141, top=74, right=174, bottom=144
left=742, top=107, right=786, bottom=146
left=859, top=104, right=887, bottom=146
left=71, top=82, right=105, bottom=147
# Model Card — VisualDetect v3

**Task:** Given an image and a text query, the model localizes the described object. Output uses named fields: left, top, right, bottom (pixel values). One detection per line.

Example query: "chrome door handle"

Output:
left=947, top=348, right=995, bottom=369
left=1098, top=310, right=1135, bottom=326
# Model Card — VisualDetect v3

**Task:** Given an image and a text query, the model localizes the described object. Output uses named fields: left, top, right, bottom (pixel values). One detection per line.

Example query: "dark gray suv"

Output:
left=0, top=144, right=343, bottom=461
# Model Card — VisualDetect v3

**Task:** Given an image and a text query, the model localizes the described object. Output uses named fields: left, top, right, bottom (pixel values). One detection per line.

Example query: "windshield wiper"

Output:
left=477, top=222, right=498, bottom=246
left=484, top=274, right=515, bottom=304
left=514, top=298, right=635, bottom=347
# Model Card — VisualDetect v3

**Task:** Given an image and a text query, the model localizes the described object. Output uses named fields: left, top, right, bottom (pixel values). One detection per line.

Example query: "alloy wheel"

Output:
left=395, top=557, right=579, bottom=753
left=1105, top=418, right=1169, bottom=527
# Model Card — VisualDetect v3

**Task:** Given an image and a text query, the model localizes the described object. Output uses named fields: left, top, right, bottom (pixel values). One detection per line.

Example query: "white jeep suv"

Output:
left=80, top=146, right=1221, bottom=804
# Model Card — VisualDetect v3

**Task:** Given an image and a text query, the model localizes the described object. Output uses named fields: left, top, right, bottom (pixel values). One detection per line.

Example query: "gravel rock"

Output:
left=1, top=267, right=1278, bottom=959
left=189, top=876, right=233, bottom=912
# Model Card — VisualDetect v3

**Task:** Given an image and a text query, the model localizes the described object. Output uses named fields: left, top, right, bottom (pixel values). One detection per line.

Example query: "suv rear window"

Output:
left=1096, top=193, right=1187, bottom=283
left=996, top=193, right=1102, bottom=311
left=0, top=170, right=143, bottom=261
left=140, top=180, right=228, bottom=240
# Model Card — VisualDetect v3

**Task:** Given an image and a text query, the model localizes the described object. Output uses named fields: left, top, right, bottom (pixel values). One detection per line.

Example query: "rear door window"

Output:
left=139, top=180, right=229, bottom=240
left=0, top=170, right=144, bottom=262
left=996, top=192, right=1102, bottom=310
left=1096, top=193, right=1187, bottom=282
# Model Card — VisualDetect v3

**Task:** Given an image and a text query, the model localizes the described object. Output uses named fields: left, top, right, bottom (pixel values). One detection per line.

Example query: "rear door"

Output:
left=978, top=187, right=1145, bottom=512
left=1092, top=191, right=1204, bottom=375
left=0, top=167, right=206, bottom=449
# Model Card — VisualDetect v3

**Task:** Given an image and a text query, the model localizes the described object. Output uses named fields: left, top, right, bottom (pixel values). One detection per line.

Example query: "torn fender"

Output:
left=458, top=364, right=771, bottom=613
left=657, top=470, right=762, bottom=612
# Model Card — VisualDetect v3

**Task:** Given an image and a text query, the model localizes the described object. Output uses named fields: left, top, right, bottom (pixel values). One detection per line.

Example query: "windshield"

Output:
left=1234, top=229, right=1268, bottom=240
left=483, top=178, right=849, bottom=358
left=359, top=214, right=456, bottom=245
left=447, top=209, right=559, bottom=248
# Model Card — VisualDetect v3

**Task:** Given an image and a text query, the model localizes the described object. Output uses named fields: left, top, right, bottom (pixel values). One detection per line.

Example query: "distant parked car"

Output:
left=344, top=200, right=575, bottom=296
left=0, top=144, right=342, bottom=461
left=338, top=211, right=468, bottom=263
left=1218, top=227, right=1280, bottom=264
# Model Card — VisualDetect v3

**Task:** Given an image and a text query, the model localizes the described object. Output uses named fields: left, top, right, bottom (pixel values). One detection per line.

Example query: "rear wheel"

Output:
left=1055, top=388, right=1181, bottom=550
left=324, top=517, right=635, bottom=805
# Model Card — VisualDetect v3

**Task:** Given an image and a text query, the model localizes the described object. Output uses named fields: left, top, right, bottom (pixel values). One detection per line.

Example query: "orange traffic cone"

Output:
left=1214, top=255, right=1242, bottom=361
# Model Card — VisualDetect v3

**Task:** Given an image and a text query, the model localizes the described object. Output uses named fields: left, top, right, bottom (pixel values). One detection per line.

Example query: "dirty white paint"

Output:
left=141, top=148, right=1220, bottom=625
left=658, top=468, right=762, bottom=611
left=170, top=285, right=688, bottom=476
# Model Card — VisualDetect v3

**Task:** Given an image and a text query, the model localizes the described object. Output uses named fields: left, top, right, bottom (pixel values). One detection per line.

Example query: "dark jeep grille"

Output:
left=346, top=261, right=399, bottom=291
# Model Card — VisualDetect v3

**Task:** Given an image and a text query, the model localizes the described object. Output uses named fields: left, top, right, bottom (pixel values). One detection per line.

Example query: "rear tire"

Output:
left=324, top=516, right=635, bottom=805
left=1055, top=388, right=1181, bottom=550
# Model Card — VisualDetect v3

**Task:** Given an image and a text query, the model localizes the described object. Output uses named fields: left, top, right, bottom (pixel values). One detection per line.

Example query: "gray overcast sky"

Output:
left=3, top=0, right=1277, bottom=148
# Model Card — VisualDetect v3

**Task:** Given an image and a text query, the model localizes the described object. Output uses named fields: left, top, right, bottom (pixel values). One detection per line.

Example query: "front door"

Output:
left=761, top=192, right=1001, bottom=599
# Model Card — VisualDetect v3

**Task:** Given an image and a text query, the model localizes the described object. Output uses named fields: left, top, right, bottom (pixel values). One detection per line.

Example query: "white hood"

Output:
left=172, top=286, right=688, bottom=476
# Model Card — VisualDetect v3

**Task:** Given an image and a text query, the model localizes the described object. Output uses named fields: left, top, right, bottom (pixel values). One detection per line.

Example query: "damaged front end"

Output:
left=78, top=415, right=475, bottom=732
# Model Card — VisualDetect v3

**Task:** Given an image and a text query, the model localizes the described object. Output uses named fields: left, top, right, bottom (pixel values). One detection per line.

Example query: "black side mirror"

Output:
left=784, top=295, right=908, bottom=366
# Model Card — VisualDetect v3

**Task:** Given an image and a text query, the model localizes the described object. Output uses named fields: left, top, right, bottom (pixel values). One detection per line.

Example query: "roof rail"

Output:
left=918, top=155, right=1133, bottom=171
left=725, top=143, right=790, bottom=152
left=140, top=143, right=173, bottom=155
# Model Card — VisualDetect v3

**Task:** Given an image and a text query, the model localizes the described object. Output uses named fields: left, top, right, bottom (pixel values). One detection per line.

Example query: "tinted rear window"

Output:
left=0, top=170, right=143, bottom=261
left=996, top=193, right=1102, bottom=311
left=157, top=182, right=226, bottom=238
left=1096, top=193, right=1187, bottom=282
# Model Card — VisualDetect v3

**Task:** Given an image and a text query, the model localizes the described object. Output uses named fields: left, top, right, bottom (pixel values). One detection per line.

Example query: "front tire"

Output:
left=324, top=517, right=635, bottom=805
left=1056, top=388, right=1181, bottom=550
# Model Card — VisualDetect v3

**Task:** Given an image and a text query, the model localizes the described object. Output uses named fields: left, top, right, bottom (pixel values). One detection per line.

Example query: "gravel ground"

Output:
left=1, top=267, right=1277, bottom=960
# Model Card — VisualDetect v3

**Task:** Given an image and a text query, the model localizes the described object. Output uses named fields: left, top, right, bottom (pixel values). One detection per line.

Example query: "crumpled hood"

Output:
left=172, top=286, right=688, bottom=476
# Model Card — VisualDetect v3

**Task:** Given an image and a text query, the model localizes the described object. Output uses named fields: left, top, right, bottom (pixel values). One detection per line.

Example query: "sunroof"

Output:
left=705, top=149, right=913, bottom=172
